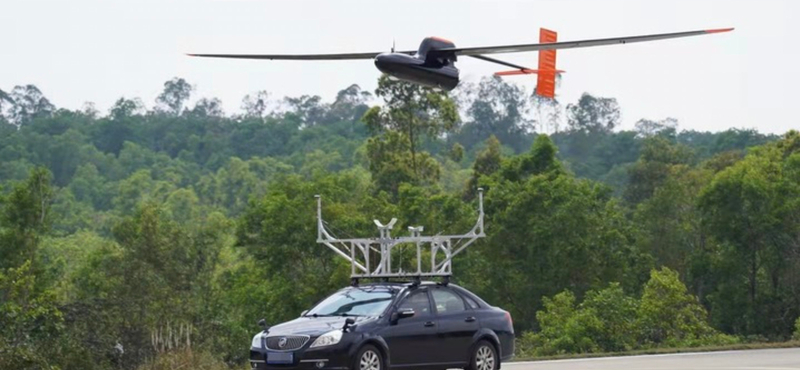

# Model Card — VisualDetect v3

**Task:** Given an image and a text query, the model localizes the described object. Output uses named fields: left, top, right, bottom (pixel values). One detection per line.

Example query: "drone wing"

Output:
left=187, top=50, right=416, bottom=61
left=432, top=28, right=733, bottom=57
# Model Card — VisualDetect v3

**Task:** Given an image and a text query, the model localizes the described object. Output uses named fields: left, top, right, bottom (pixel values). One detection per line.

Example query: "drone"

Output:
left=188, top=27, right=733, bottom=99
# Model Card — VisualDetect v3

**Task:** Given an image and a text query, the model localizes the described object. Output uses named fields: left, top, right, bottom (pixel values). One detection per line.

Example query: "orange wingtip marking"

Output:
left=494, top=69, right=565, bottom=76
left=705, top=28, right=734, bottom=34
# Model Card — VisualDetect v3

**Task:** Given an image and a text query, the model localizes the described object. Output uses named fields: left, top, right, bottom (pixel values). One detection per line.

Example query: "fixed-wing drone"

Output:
left=188, top=27, right=733, bottom=98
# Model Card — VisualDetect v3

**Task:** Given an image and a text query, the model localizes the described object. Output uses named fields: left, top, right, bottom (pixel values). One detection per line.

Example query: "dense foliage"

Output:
left=0, top=76, right=796, bottom=369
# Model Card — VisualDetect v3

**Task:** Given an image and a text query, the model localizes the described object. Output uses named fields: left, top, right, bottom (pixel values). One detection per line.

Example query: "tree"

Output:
left=699, top=132, right=800, bottom=336
left=241, top=91, right=270, bottom=118
left=363, top=75, right=458, bottom=180
left=155, top=77, right=193, bottom=115
left=0, top=168, right=53, bottom=270
left=637, top=268, right=721, bottom=346
left=6, top=85, right=55, bottom=125
left=633, top=165, right=713, bottom=296
left=0, top=88, right=12, bottom=122
left=283, top=95, right=327, bottom=126
left=466, top=137, right=647, bottom=332
left=0, top=261, right=63, bottom=370
left=624, top=135, right=693, bottom=205
left=109, top=97, right=145, bottom=120
left=566, top=93, right=620, bottom=133
left=330, top=84, right=372, bottom=124
left=635, top=117, right=678, bottom=138
left=456, top=76, right=530, bottom=151
left=189, top=97, right=224, bottom=118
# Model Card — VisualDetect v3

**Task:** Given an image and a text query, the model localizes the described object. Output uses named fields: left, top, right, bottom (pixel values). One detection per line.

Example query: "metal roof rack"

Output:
left=316, top=189, right=485, bottom=285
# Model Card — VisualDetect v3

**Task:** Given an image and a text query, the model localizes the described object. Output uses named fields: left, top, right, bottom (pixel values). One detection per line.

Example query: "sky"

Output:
left=2, top=0, right=798, bottom=134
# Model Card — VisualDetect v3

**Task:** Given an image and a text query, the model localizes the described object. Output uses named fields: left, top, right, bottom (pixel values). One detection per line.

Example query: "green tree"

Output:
left=527, top=290, right=601, bottom=355
left=468, top=136, right=648, bottom=332
left=455, top=76, right=530, bottom=151
left=637, top=268, right=725, bottom=347
left=634, top=165, right=714, bottom=299
left=580, top=283, right=639, bottom=352
left=565, top=93, right=620, bottom=134
left=156, top=77, right=193, bottom=115
left=363, top=75, right=458, bottom=183
left=465, top=135, right=503, bottom=199
left=6, top=84, right=55, bottom=125
left=0, top=261, right=63, bottom=370
left=624, top=135, right=693, bottom=205
left=1, top=167, right=53, bottom=270
left=699, top=131, right=800, bottom=336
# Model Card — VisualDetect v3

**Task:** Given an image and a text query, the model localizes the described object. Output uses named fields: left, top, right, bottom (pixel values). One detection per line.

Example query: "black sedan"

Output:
left=250, top=281, right=514, bottom=370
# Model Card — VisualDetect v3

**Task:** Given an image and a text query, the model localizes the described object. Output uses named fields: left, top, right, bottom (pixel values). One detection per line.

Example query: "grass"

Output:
left=512, top=340, right=800, bottom=362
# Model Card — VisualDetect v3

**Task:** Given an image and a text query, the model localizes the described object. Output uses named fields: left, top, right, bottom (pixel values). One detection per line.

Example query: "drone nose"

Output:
left=374, top=53, right=393, bottom=74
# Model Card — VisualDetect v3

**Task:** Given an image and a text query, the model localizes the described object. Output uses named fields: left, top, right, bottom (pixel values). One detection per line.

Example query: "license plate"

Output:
left=267, top=351, right=293, bottom=364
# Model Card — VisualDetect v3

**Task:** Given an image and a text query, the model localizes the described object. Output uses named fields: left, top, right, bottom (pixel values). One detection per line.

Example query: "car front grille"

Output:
left=265, top=335, right=310, bottom=351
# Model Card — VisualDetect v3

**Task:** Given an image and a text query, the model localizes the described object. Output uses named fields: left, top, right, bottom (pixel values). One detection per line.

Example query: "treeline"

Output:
left=0, top=76, right=797, bottom=369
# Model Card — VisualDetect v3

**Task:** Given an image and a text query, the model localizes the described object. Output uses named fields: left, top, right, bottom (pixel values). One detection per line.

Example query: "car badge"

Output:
left=278, top=337, right=288, bottom=348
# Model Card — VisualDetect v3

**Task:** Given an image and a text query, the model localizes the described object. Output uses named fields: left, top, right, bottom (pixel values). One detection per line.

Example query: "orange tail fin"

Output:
left=492, top=28, right=562, bottom=99
left=536, top=28, right=558, bottom=99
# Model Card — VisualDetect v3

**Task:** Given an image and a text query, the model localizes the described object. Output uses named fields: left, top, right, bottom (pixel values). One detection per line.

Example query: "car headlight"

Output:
left=309, top=330, right=343, bottom=348
left=251, top=333, right=264, bottom=349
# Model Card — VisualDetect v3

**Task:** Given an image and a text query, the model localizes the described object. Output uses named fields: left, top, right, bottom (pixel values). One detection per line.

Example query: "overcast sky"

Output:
left=3, top=0, right=797, bottom=134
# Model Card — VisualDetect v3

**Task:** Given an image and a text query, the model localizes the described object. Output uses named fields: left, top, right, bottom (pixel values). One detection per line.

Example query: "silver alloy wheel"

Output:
left=360, top=349, right=380, bottom=370
left=476, top=345, right=495, bottom=370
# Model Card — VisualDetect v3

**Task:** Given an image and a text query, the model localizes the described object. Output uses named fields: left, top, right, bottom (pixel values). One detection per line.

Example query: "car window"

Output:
left=306, top=287, right=397, bottom=317
left=432, top=288, right=466, bottom=314
left=462, top=294, right=480, bottom=309
left=397, top=290, right=431, bottom=317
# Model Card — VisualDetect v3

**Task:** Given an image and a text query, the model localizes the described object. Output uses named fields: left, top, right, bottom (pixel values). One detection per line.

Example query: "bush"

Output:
left=794, top=317, right=800, bottom=341
left=517, top=269, right=740, bottom=358
left=524, top=290, right=602, bottom=356
left=637, top=267, right=717, bottom=347
left=580, top=283, right=639, bottom=352
left=136, top=349, right=229, bottom=370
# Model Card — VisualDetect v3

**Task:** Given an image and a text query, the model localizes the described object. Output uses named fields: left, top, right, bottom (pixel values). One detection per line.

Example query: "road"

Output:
left=505, top=348, right=800, bottom=370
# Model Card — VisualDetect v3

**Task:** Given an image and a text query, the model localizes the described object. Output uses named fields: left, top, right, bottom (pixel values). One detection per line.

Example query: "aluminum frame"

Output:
left=315, top=189, right=485, bottom=280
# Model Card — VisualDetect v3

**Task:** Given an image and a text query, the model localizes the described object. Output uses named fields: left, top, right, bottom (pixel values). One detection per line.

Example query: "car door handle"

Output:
left=424, top=321, right=435, bottom=327
left=465, top=316, right=476, bottom=322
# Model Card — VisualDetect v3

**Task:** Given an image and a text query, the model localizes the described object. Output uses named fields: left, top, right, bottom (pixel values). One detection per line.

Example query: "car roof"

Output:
left=339, top=281, right=492, bottom=308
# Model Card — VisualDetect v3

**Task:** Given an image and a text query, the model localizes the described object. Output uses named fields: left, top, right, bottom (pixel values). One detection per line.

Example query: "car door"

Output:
left=430, top=287, right=480, bottom=365
left=380, top=288, right=438, bottom=367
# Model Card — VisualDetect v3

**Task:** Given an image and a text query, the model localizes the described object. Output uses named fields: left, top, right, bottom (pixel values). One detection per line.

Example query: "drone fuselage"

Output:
left=374, top=52, right=459, bottom=90
left=373, top=37, right=460, bottom=90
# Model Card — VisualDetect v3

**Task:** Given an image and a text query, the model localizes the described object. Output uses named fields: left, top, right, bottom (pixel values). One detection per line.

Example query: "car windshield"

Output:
left=306, top=287, right=397, bottom=317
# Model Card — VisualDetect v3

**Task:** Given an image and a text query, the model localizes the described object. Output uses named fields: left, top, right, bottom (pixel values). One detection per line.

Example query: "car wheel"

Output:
left=355, top=345, right=383, bottom=370
left=468, top=340, right=498, bottom=370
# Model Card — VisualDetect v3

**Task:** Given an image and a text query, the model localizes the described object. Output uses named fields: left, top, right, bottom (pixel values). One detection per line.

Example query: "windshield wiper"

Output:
left=306, top=313, right=362, bottom=317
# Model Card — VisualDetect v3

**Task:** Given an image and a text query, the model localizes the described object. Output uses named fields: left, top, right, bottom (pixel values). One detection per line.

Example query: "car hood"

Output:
left=266, top=316, right=377, bottom=337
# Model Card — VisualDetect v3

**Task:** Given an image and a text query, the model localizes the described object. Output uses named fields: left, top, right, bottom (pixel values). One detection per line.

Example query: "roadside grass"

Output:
left=513, top=340, right=800, bottom=362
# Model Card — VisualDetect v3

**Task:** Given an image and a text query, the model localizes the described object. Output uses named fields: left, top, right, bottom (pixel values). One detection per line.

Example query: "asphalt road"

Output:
left=505, top=348, right=800, bottom=370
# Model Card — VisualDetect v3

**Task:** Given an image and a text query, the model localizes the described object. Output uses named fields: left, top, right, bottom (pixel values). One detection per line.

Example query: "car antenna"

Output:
left=315, top=189, right=485, bottom=283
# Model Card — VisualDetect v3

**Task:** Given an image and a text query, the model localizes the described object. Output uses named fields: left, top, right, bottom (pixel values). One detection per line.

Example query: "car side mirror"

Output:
left=390, top=308, right=415, bottom=325
left=343, top=317, right=356, bottom=332
left=300, top=310, right=309, bottom=317
left=258, top=319, right=269, bottom=332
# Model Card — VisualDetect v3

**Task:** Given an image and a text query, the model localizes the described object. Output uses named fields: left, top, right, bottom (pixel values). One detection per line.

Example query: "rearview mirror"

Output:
left=397, top=308, right=415, bottom=319
left=257, top=319, right=268, bottom=331
left=390, top=308, right=415, bottom=325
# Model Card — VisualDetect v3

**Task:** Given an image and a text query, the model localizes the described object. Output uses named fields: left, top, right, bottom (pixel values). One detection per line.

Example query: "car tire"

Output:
left=354, top=344, right=383, bottom=370
left=468, top=340, right=498, bottom=370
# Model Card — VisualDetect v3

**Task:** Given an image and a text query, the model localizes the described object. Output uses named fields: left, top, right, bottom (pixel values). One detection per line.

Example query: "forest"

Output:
left=1, top=76, right=798, bottom=370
